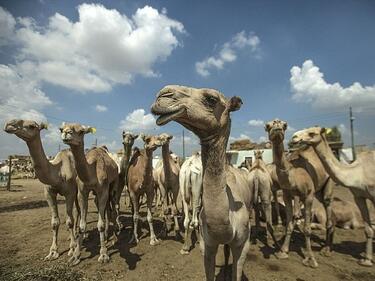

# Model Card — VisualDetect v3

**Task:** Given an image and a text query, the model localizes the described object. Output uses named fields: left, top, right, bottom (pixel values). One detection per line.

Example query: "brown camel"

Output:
left=60, top=123, right=119, bottom=265
left=154, top=133, right=181, bottom=236
left=127, top=134, right=162, bottom=245
left=116, top=131, right=138, bottom=230
left=292, top=126, right=375, bottom=266
left=265, top=119, right=335, bottom=268
left=4, top=119, right=80, bottom=261
left=152, top=85, right=255, bottom=281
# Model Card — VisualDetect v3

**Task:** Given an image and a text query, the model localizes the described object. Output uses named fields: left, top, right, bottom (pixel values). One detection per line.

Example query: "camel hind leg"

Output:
left=231, top=238, right=251, bottom=281
left=44, top=186, right=60, bottom=261
left=65, top=192, right=77, bottom=257
left=319, top=179, right=335, bottom=257
left=146, top=190, right=160, bottom=245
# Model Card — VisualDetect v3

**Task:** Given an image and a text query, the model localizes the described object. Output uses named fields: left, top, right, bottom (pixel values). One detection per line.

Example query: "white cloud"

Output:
left=43, top=123, right=61, bottom=145
left=290, top=60, right=375, bottom=110
left=119, top=109, right=157, bottom=131
left=258, top=136, right=267, bottom=143
left=6, top=4, right=184, bottom=93
left=248, top=119, right=264, bottom=127
left=0, top=7, right=15, bottom=46
left=196, top=31, right=260, bottom=77
left=229, top=134, right=252, bottom=142
left=95, top=104, right=108, bottom=112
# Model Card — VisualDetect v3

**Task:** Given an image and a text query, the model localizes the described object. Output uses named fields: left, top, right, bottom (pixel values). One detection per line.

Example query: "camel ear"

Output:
left=140, top=133, right=146, bottom=141
left=122, top=130, right=126, bottom=136
left=168, top=134, right=173, bottom=140
left=39, top=122, right=48, bottom=130
left=83, top=126, right=96, bottom=134
left=320, top=127, right=326, bottom=135
left=264, top=123, right=271, bottom=132
left=133, top=134, right=139, bottom=139
left=227, top=96, right=243, bottom=112
left=283, top=121, right=288, bottom=131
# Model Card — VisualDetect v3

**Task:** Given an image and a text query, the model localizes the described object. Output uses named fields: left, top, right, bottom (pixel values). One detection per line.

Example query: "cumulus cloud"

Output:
left=95, top=104, right=108, bottom=112
left=248, top=119, right=264, bottom=127
left=4, top=4, right=184, bottom=93
left=196, top=31, right=260, bottom=77
left=119, top=109, right=157, bottom=131
left=290, top=60, right=375, bottom=110
left=229, top=134, right=252, bottom=142
left=43, top=123, right=62, bottom=145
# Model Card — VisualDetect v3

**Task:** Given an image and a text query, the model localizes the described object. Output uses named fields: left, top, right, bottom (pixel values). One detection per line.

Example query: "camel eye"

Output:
left=308, top=132, right=315, bottom=137
left=204, top=95, right=218, bottom=107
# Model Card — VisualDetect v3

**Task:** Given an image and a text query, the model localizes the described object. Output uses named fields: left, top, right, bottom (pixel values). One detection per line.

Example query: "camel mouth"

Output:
left=154, top=107, right=185, bottom=126
left=4, top=125, right=17, bottom=133
left=288, top=140, right=307, bottom=151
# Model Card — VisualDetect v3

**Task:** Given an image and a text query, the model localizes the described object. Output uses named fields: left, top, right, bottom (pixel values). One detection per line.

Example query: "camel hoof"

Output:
left=67, top=248, right=75, bottom=257
left=129, top=235, right=139, bottom=245
left=275, top=251, right=289, bottom=259
left=98, top=254, right=110, bottom=263
left=358, top=259, right=373, bottom=267
left=302, top=257, right=318, bottom=268
left=44, top=251, right=59, bottom=261
left=68, top=256, right=81, bottom=266
left=320, top=247, right=332, bottom=257
left=180, top=249, right=190, bottom=255
left=150, top=238, right=160, bottom=246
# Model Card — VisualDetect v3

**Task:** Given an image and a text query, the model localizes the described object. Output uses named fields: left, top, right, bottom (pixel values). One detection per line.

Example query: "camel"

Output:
left=291, top=126, right=375, bottom=266
left=152, top=85, right=256, bottom=281
left=153, top=133, right=181, bottom=236
left=60, top=123, right=119, bottom=265
left=265, top=119, right=336, bottom=268
left=179, top=151, right=203, bottom=255
left=4, top=119, right=79, bottom=261
left=249, top=150, right=278, bottom=247
left=127, top=134, right=162, bottom=245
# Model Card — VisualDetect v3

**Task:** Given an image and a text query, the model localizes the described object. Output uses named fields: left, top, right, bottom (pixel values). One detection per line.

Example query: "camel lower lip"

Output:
left=156, top=108, right=184, bottom=126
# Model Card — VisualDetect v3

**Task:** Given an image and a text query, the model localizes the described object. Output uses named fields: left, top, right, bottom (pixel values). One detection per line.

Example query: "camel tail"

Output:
left=253, top=173, right=259, bottom=207
left=180, top=167, right=191, bottom=203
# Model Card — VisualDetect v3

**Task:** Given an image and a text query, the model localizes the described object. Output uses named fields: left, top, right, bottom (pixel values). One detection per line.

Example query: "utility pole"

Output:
left=58, top=144, right=61, bottom=152
left=7, top=155, right=12, bottom=191
left=350, top=107, right=356, bottom=161
left=182, top=129, right=185, bottom=160
left=95, top=138, right=98, bottom=147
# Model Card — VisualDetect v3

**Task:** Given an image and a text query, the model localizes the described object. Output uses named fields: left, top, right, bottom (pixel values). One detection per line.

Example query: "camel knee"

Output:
left=66, top=217, right=73, bottom=229
left=364, top=224, right=374, bottom=239
left=147, top=212, right=153, bottom=223
left=97, top=219, right=105, bottom=233
left=303, top=224, right=312, bottom=236
left=184, top=216, right=190, bottom=229
left=51, top=217, right=60, bottom=230
left=79, top=221, right=87, bottom=234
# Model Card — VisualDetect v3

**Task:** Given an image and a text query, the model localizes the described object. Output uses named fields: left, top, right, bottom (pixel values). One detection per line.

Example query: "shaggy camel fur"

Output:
left=179, top=151, right=203, bottom=255
left=292, top=126, right=375, bottom=266
left=60, top=123, right=119, bottom=265
left=4, top=119, right=80, bottom=261
left=154, top=133, right=181, bottom=236
left=127, top=134, right=162, bottom=245
left=152, top=85, right=255, bottom=281
left=265, top=119, right=335, bottom=268
left=250, top=150, right=278, bottom=247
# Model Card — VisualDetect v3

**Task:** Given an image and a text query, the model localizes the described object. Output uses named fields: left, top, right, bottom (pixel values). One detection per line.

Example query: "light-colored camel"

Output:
left=4, top=119, right=79, bottom=260
left=60, top=123, right=119, bottom=265
left=265, top=119, right=335, bottom=268
left=310, top=197, right=363, bottom=230
left=152, top=85, right=255, bottom=281
left=249, top=150, right=278, bottom=247
left=292, top=126, right=375, bottom=266
left=154, top=133, right=181, bottom=236
left=179, top=151, right=203, bottom=255
left=127, top=134, right=162, bottom=245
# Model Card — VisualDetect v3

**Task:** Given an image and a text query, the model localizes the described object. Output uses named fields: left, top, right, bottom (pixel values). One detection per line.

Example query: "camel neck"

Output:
left=26, top=135, right=58, bottom=185
left=70, top=145, right=93, bottom=185
left=272, top=140, right=291, bottom=171
left=314, top=138, right=359, bottom=187
left=120, top=144, right=132, bottom=175
left=143, top=149, right=153, bottom=182
left=162, top=144, right=172, bottom=187
left=200, top=124, right=230, bottom=225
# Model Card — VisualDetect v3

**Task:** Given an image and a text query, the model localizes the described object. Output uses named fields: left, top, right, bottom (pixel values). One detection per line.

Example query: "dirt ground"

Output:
left=0, top=179, right=374, bottom=281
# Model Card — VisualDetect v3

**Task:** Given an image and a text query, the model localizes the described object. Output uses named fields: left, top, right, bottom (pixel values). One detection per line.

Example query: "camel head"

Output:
left=4, top=119, right=48, bottom=141
left=265, top=119, right=287, bottom=144
left=122, top=131, right=138, bottom=147
left=290, top=126, right=326, bottom=147
left=140, top=134, right=162, bottom=152
left=158, top=133, right=173, bottom=146
left=60, top=122, right=96, bottom=147
left=254, top=150, right=264, bottom=159
left=151, top=85, right=242, bottom=140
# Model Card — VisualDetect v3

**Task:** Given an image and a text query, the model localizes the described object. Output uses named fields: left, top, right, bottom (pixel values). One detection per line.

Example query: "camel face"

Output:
left=151, top=85, right=231, bottom=138
left=265, top=119, right=287, bottom=143
left=158, top=133, right=173, bottom=146
left=60, top=123, right=94, bottom=147
left=254, top=150, right=264, bottom=160
left=291, top=127, right=324, bottom=146
left=122, top=131, right=138, bottom=146
left=141, top=134, right=162, bottom=151
left=4, top=119, right=46, bottom=141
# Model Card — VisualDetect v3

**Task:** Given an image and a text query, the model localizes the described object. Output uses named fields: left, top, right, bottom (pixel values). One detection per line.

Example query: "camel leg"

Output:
left=172, top=187, right=180, bottom=236
left=180, top=195, right=191, bottom=254
left=74, top=195, right=81, bottom=237
left=302, top=194, right=318, bottom=268
left=129, top=191, right=140, bottom=244
left=320, top=180, right=335, bottom=257
left=44, top=187, right=60, bottom=261
left=147, top=190, right=159, bottom=246
left=261, top=191, right=279, bottom=248
left=204, top=244, right=218, bottom=281
left=97, top=189, right=110, bottom=263
left=276, top=190, right=294, bottom=259
left=273, top=189, right=282, bottom=226
left=231, top=239, right=251, bottom=281
left=65, top=193, right=77, bottom=257
left=354, top=196, right=373, bottom=267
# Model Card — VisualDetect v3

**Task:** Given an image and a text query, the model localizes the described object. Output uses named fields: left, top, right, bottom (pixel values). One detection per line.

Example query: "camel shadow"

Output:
left=215, top=265, right=249, bottom=281
left=333, top=240, right=372, bottom=260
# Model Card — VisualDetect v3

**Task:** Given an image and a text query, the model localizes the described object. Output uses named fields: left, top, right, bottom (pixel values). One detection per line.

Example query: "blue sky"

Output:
left=1, top=0, right=374, bottom=159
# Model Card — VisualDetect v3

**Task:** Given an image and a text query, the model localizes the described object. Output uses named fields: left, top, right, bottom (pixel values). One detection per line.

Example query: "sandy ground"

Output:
left=0, top=179, right=374, bottom=281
